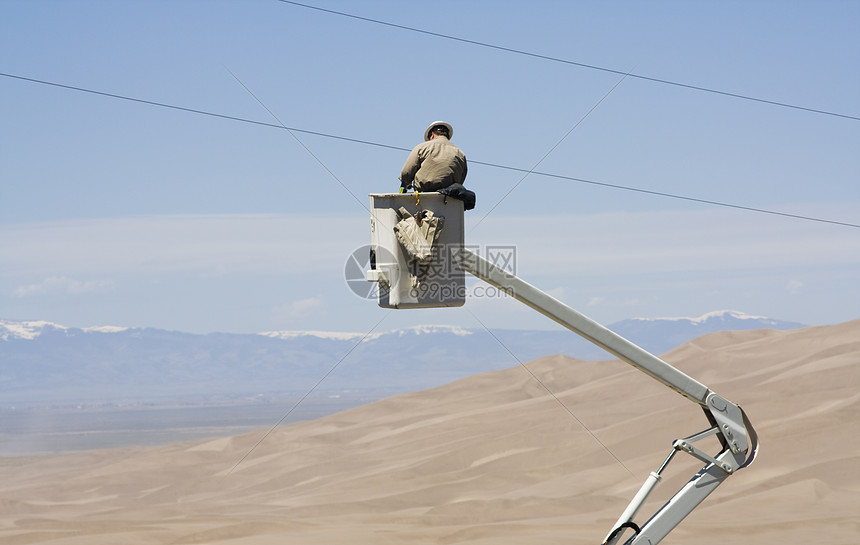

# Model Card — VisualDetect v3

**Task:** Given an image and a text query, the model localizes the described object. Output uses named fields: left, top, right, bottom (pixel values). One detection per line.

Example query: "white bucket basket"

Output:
left=367, top=193, right=465, bottom=309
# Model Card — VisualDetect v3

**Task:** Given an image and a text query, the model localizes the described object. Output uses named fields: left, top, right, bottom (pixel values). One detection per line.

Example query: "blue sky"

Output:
left=1, top=1, right=858, bottom=334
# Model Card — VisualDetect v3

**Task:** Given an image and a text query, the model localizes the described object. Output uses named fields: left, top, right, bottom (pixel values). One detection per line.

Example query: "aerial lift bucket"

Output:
left=366, top=192, right=465, bottom=309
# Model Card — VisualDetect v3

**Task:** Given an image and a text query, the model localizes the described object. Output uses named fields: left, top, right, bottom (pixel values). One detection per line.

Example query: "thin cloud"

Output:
left=0, top=214, right=364, bottom=277
left=15, top=276, right=113, bottom=297
left=467, top=206, right=860, bottom=276
left=2, top=208, right=857, bottom=281
left=786, top=280, right=804, bottom=294
left=271, top=297, right=327, bottom=325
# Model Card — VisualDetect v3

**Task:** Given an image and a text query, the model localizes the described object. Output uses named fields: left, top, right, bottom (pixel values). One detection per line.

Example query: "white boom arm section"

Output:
left=460, top=249, right=759, bottom=545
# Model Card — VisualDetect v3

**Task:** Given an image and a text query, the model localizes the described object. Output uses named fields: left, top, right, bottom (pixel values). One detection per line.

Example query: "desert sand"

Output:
left=2, top=320, right=859, bottom=544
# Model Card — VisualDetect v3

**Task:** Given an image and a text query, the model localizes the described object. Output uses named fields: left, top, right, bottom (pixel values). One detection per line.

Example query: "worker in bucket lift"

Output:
left=399, top=121, right=468, bottom=193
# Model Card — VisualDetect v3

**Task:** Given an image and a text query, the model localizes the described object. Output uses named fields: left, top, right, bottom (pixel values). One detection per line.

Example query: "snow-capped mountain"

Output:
left=0, top=320, right=129, bottom=341
left=0, top=312, right=807, bottom=405
left=257, top=325, right=474, bottom=342
left=609, top=310, right=805, bottom=353
left=624, top=309, right=794, bottom=326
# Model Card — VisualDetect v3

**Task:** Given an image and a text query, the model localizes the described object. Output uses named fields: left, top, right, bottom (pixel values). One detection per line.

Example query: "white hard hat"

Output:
left=424, top=121, right=454, bottom=141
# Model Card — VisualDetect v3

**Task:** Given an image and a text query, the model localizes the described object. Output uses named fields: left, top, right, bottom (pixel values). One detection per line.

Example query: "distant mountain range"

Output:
left=0, top=311, right=806, bottom=405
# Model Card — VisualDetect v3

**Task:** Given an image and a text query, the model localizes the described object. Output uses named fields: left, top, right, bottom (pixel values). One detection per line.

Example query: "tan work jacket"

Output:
left=399, top=136, right=468, bottom=192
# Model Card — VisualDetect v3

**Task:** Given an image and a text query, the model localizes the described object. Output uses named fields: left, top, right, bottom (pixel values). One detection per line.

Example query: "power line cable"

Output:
left=225, top=67, right=370, bottom=214
left=471, top=161, right=860, bottom=229
left=472, top=67, right=634, bottom=233
left=276, top=1, right=859, bottom=122
left=0, top=72, right=408, bottom=152
left=3, top=72, right=857, bottom=229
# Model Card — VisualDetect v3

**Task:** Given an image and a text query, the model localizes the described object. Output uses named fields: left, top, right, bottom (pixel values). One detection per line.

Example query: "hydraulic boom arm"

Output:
left=460, top=249, right=759, bottom=545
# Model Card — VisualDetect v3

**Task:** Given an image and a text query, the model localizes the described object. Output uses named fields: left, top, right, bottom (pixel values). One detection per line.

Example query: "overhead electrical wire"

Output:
left=0, top=72, right=407, bottom=152
left=2, top=71, right=858, bottom=229
left=276, top=0, right=860, bottom=123
left=471, top=66, right=634, bottom=233
left=475, top=162, right=860, bottom=229
left=225, top=67, right=371, bottom=214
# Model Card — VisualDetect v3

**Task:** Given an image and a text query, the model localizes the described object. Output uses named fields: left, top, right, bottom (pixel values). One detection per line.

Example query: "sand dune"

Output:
left=2, top=320, right=859, bottom=544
